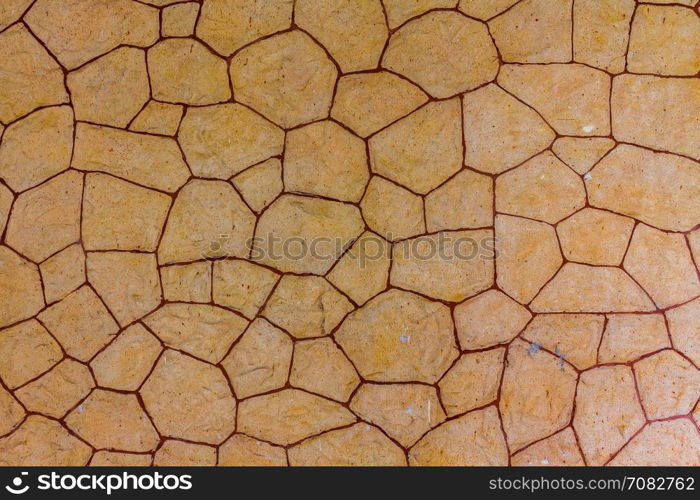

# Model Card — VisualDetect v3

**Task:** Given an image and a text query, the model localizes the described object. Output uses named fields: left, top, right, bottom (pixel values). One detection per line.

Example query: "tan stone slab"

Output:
left=129, top=101, right=183, bottom=136
left=409, top=406, right=508, bottom=465
left=289, top=424, right=406, bottom=466
left=331, top=72, right=428, bottom=138
left=335, top=289, right=458, bottom=383
left=290, top=337, right=359, bottom=403
left=611, top=75, right=700, bottom=159
left=232, top=159, right=283, bottom=214
left=384, top=0, right=457, bottom=28
left=391, top=230, right=495, bottom=302
left=438, top=348, right=505, bottom=416
left=222, top=318, right=292, bottom=399
left=230, top=31, right=337, bottom=128
left=40, top=244, right=86, bottom=305
left=0, top=246, right=44, bottom=328
left=531, top=263, right=656, bottom=313
left=179, top=104, right=284, bottom=179
left=512, top=427, right=585, bottom=466
left=284, top=121, right=369, bottom=202
left=0, top=319, right=61, bottom=389
left=628, top=5, right=700, bottom=76
left=237, top=389, right=355, bottom=445
left=154, top=440, right=216, bottom=466
left=159, top=180, right=255, bottom=264
left=666, top=298, right=700, bottom=367
left=0, top=105, right=73, bottom=192
left=463, top=84, right=555, bottom=175
left=161, top=262, right=211, bottom=304
left=148, top=39, right=230, bottom=105
left=25, top=0, right=158, bottom=69
left=262, top=275, right=353, bottom=338
left=599, top=314, right=670, bottom=364
left=38, top=285, right=118, bottom=361
left=72, top=123, right=190, bottom=193
left=495, top=214, right=563, bottom=304
left=609, top=419, right=700, bottom=466
left=140, top=350, right=236, bottom=444
left=587, top=145, right=700, bottom=231
left=0, top=0, right=33, bottom=31
left=573, top=0, right=635, bottom=73
left=15, top=359, right=94, bottom=419
left=523, top=314, right=605, bottom=370
left=574, top=365, right=645, bottom=465
left=383, top=11, right=498, bottom=98
left=144, top=304, right=248, bottom=364
left=425, top=170, right=493, bottom=232
left=295, top=0, right=387, bottom=73
left=161, top=2, right=199, bottom=37
left=6, top=170, right=82, bottom=263
left=196, top=0, right=293, bottom=56
left=361, top=176, right=425, bottom=242
left=489, top=0, right=572, bottom=63
left=0, top=416, right=91, bottom=466
left=213, top=260, right=279, bottom=319
left=90, top=452, right=151, bottom=467
left=0, top=24, right=68, bottom=123
left=635, top=350, right=700, bottom=420
left=499, top=63, right=611, bottom=136
left=350, top=383, right=445, bottom=447
left=90, top=323, right=162, bottom=392
left=218, top=434, right=287, bottom=466
left=624, top=224, right=700, bottom=309
left=552, top=137, right=615, bottom=175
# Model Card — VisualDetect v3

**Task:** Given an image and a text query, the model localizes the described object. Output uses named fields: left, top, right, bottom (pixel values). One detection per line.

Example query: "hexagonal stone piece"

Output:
left=511, top=427, right=585, bottom=466
left=154, top=440, right=216, bottom=466
left=0, top=416, right=91, bottom=466
left=0, top=247, right=44, bottom=328
left=25, top=0, right=158, bottom=69
left=488, top=0, right=572, bottom=63
left=666, top=298, right=700, bottom=366
left=238, top=389, right=355, bottom=445
left=262, top=275, right=353, bottom=339
left=140, top=350, right=236, bottom=444
left=369, top=98, right=462, bottom=194
left=41, top=244, right=85, bottom=305
left=499, top=63, right=611, bottom=136
left=557, top=208, right=635, bottom=266
left=438, top=348, right=505, bottom=416
left=462, top=84, right=555, bottom=175
left=67, top=47, right=149, bottom=127
left=409, top=406, right=508, bottom=465
left=360, top=177, right=425, bottom=242
left=0, top=105, right=74, bottom=192
left=574, top=365, right=645, bottom=465
left=284, top=121, right=369, bottom=202
left=252, top=194, right=363, bottom=274
left=144, top=304, right=248, bottom=364
left=0, top=25, right=68, bottom=123
left=350, top=383, right=445, bottom=447
left=599, top=314, right=670, bottom=364
left=290, top=337, right=359, bottom=402
left=608, top=420, right=700, bottom=466
left=218, top=434, right=287, bottom=466
left=179, top=104, right=284, bottom=179
left=213, top=259, right=279, bottom=319
left=382, top=11, right=498, bottom=98
left=335, top=289, right=458, bottom=383
left=289, top=424, right=406, bottom=466
left=390, top=230, right=495, bottom=302
left=66, top=389, right=159, bottom=452
left=196, top=0, right=293, bottom=56
left=230, top=31, right=337, bottom=128
left=425, top=170, right=493, bottom=232
left=159, top=180, right=255, bottom=264
left=221, top=319, right=292, bottom=399
left=496, top=151, right=586, bottom=224
left=331, top=72, right=428, bottom=138
left=635, top=350, right=700, bottom=420
left=454, top=290, right=531, bottom=349
left=588, top=145, right=700, bottom=231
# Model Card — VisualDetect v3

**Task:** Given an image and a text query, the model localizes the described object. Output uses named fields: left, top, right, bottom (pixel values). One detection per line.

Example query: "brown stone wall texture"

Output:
left=0, top=0, right=699, bottom=466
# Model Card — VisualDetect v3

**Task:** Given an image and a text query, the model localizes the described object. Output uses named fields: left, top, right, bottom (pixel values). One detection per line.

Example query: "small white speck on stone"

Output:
left=541, top=458, right=550, bottom=465
left=406, top=407, right=414, bottom=415
left=583, top=172, right=592, bottom=181
left=399, top=335, right=410, bottom=343
left=582, top=125, right=594, bottom=133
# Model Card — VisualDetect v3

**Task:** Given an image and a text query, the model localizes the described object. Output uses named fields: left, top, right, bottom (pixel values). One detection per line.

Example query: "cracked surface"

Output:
left=0, top=0, right=699, bottom=467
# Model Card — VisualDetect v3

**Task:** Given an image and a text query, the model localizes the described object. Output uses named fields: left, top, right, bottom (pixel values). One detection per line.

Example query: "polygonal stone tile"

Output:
left=154, top=440, right=216, bottom=466
left=599, top=314, right=670, bottom=364
left=0, top=320, right=61, bottom=389
left=161, top=2, right=199, bottom=37
left=369, top=98, right=462, bottom=194
left=179, top=104, right=284, bottom=179
left=666, top=298, right=700, bottom=367
left=384, top=0, right=457, bottom=28
left=237, top=389, right=355, bottom=445
left=129, top=101, right=183, bottom=136
left=218, top=434, right=287, bottom=466
left=350, top=383, right=445, bottom=447
left=0, top=385, right=24, bottom=436
left=382, top=11, right=498, bottom=98
left=331, top=72, right=428, bottom=138
left=140, top=350, right=236, bottom=444
left=425, top=170, right=493, bottom=232
left=221, top=318, right=292, bottom=399
left=335, top=289, right=458, bottom=383
left=0, top=0, right=33, bottom=31
left=161, top=262, right=211, bottom=304
left=231, top=159, right=283, bottom=214
left=0, top=105, right=73, bottom=192
left=262, top=275, right=353, bottom=338
left=360, top=176, right=425, bottom=242
left=552, top=137, right=615, bottom=174
left=213, top=260, right=279, bottom=319
left=511, top=427, right=585, bottom=466
left=143, top=304, right=248, bottom=364
left=500, top=339, right=578, bottom=451
left=390, top=230, right=495, bottom=302
left=0, top=246, right=44, bottom=328
left=40, top=244, right=86, bottom=305
left=608, top=420, right=700, bottom=466
left=230, top=31, right=337, bottom=128
left=409, top=406, right=508, bottom=465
